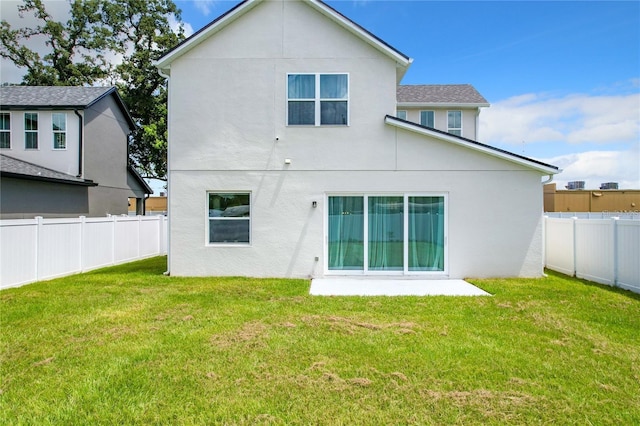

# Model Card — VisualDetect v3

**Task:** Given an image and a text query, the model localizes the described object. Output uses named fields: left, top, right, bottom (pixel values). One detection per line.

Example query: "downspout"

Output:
left=74, top=110, right=83, bottom=177
left=541, top=174, right=554, bottom=185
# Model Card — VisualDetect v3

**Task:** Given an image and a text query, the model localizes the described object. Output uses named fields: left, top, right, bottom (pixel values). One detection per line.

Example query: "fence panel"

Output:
left=0, top=220, right=38, bottom=287
left=1, top=215, right=167, bottom=289
left=37, top=218, right=82, bottom=281
left=139, top=217, right=161, bottom=257
left=574, top=220, right=614, bottom=285
left=616, top=220, right=640, bottom=292
left=83, top=217, right=115, bottom=271
left=544, top=218, right=575, bottom=276
left=545, top=216, right=639, bottom=293
left=114, top=218, right=141, bottom=263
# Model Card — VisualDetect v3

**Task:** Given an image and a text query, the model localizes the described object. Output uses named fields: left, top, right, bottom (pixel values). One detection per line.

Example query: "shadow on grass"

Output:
left=86, top=256, right=168, bottom=276
left=545, top=269, right=640, bottom=302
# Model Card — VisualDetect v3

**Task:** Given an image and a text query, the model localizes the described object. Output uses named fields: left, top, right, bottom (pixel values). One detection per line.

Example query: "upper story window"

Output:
left=52, top=113, right=66, bottom=149
left=396, top=110, right=407, bottom=120
left=208, top=192, right=251, bottom=245
left=24, top=112, right=38, bottom=149
left=0, top=112, right=10, bottom=149
left=287, top=73, right=348, bottom=126
left=420, top=110, right=435, bottom=128
left=447, top=111, right=462, bottom=136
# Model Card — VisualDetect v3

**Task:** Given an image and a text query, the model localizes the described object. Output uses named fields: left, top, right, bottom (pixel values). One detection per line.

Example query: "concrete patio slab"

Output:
left=310, top=278, right=491, bottom=296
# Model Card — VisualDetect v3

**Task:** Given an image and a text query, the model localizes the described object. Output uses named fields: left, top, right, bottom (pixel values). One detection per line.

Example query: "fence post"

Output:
left=110, top=214, right=116, bottom=266
left=137, top=215, right=142, bottom=259
left=612, top=217, right=619, bottom=287
left=80, top=216, right=86, bottom=272
left=35, top=216, right=43, bottom=282
left=572, top=216, right=578, bottom=277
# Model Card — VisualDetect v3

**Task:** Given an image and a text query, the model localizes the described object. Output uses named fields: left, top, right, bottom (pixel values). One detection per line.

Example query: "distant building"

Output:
left=544, top=183, right=640, bottom=213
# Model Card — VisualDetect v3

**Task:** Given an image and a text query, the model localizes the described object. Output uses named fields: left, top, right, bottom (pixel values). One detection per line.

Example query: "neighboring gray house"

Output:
left=396, top=84, right=490, bottom=140
left=155, top=0, right=560, bottom=280
left=0, top=86, right=152, bottom=219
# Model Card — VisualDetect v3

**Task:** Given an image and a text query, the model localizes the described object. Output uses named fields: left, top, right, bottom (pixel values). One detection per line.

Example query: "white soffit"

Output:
left=384, top=116, right=560, bottom=175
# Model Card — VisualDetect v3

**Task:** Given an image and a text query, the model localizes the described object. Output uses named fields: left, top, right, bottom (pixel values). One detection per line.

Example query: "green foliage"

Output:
left=0, top=0, right=185, bottom=180
left=1, top=257, right=639, bottom=424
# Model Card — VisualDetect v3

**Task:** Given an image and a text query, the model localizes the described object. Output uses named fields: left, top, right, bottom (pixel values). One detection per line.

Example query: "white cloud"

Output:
left=480, top=90, right=640, bottom=146
left=169, top=14, right=194, bottom=38
left=193, top=0, right=216, bottom=16
left=543, top=147, right=640, bottom=190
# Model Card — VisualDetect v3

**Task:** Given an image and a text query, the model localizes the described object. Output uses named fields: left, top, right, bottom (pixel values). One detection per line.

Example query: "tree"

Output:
left=0, top=0, right=185, bottom=181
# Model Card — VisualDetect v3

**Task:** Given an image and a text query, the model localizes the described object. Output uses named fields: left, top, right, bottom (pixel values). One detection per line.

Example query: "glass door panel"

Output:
left=408, top=196, right=445, bottom=271
left=328, top=196, right=364, bottom=270
left=368, top=196, right=404, bottom=271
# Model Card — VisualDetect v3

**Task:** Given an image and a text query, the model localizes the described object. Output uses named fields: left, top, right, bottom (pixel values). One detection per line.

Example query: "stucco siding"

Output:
left=0, top=177, right=89, bottom=219
left=84, top=95, right=134, bottom=216
left=169, top=166, right=544, bottom=279
left=165, top=0, right=549, bottom=280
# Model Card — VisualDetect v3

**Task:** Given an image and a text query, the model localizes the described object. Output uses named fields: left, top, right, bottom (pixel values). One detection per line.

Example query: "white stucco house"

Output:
left=155, top=0, right=559, bottom=280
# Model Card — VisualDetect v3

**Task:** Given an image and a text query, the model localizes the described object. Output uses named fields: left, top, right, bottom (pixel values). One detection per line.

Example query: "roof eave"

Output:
left=384, top=115, right=560, bottom=175
left=396, top=102, right=490, bottom=108
left=0, top=171, right=98, bottom=186
left=154, top=0, right=258, bottom=71
left=128, top=165, right=154, bottom=194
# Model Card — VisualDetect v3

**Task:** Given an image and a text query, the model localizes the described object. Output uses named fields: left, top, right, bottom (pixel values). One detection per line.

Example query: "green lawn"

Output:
left=1, top=257, right=639, bottom=425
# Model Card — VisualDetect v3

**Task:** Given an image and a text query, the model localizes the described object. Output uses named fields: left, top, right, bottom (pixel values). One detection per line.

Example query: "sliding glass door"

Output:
left=327, top=194, right=446, bottom=274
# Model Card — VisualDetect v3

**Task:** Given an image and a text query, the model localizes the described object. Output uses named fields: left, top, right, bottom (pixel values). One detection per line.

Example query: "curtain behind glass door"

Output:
left=328, top=197, right=364, bottom=270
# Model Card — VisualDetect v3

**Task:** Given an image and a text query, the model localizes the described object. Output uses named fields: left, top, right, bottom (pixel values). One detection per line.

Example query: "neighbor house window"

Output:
left=447, top=110, right=462, bottom=136
left=25, top=112, right=38, bottom=149
left=208, top=192, right=251, bottom=244
left=52, top=113, right=66, bottom=149
left=396, top=110, right=407, bottom=120
left=287, top=73, right=348, bottom=126
left=420, top=110, right=434, bottom=128
left=0, top=112, right=10, bottom=149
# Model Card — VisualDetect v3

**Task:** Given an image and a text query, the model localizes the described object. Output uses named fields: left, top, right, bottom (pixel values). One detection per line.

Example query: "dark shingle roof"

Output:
left=0, top=154, right=97, bottom=186
left=0, top=86, right=114, bottom=108
left=397, top=84, right=489, bottom=105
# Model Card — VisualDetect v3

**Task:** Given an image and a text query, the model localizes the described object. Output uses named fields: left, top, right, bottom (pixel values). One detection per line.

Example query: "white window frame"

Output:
left=206, top=191, right=252, bottom=246
left=396, top=110, right=407, bottom=120
left=324, top=192, right=448, bottom=276
left=0, top=112, right=10, bottom=149
left=447, top=110, right=462, bottom=136
left=24, top=112, right=38, bottom=150
left=52, top=112, right=67, bottom=150
left=420, top=110, right=435, bottom=128
left=287, top=73, right=349, bottom=126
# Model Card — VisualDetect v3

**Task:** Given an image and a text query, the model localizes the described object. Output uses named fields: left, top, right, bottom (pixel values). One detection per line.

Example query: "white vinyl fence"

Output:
left=0, top=215, right=167, bottom=290
left=544, top=216, right=640, bottom=294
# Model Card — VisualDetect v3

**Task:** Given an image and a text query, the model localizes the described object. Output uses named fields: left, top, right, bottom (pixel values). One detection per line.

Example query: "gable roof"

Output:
left=155, top=0, right=412, bottom=78
left=0, top=154, right=97, bottom=186
left=0, top=86, right=136, bottom=130
left=384, top=115, right=559, bottom=175
left=397, top=84, right=489, bottom=107
left=128, top=165, right=154, bottom=195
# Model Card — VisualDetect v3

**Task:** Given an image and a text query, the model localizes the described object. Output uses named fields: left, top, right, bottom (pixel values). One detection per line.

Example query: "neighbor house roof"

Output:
left=0, top=154, right=97, bottom=186
left=0, top=86, right=136, bottom=130
left=155, top=0, right=412, bottom=80
left=397, top=84, right=490, bottom=107
left=384, top=115, right=559, bottom=175
left=128, top=165, right=154, bottom=195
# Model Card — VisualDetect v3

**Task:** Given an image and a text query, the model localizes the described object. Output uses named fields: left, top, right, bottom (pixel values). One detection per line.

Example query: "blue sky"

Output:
left=174, top=0, right=640, bottom=190
left=1, top=0, right=638, bottom=191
